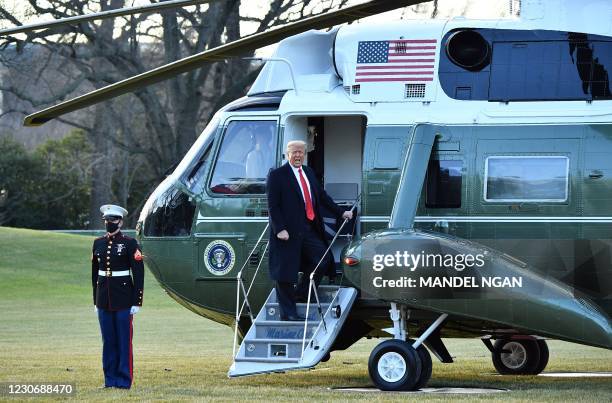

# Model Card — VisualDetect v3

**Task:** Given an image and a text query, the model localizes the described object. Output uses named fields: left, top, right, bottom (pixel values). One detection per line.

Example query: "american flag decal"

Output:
left=355, top=39, right=437, bottom=83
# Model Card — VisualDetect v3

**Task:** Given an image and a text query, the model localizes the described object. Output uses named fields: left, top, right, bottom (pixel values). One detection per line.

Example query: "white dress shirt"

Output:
left=290, top=164, right=312, bottom=203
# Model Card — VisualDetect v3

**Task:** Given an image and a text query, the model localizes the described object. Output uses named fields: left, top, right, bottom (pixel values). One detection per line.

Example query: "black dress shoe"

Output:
left=280, top=314, right=305, bottom=321
left=295, top=296, right=308, bottom=303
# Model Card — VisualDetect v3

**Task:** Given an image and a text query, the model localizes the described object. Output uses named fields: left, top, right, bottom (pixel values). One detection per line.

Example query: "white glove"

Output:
left=94, top=306, right=98, bottom=314
left=130, top=306, right=140, bottom=315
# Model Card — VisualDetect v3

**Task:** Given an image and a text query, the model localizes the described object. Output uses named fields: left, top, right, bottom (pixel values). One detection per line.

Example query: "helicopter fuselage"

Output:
left=137, top=17, right=612, bottom=348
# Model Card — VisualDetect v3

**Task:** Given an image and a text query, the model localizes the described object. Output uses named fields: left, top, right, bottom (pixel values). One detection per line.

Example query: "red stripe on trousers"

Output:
left=129, top=315, right=133, bottom=382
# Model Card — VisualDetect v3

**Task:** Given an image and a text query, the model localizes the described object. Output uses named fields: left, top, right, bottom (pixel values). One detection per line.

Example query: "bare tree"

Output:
left=0, top=0, right=349, bottom=227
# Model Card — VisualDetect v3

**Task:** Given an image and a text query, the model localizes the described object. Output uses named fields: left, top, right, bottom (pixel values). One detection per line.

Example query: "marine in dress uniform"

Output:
left=92, top=204, right=144, bottom=389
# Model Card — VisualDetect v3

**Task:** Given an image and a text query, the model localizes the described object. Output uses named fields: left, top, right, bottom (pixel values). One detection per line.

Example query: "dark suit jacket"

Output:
left=266, top=163, right=345, bottom=283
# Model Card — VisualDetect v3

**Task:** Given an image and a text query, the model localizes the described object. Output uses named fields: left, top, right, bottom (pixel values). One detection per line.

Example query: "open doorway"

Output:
left=283, top=114, right=366, bottom=269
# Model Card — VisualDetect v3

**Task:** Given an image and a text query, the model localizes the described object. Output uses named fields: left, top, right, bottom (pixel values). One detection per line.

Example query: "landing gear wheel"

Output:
left=411, top=341, right=432, bottom=390
left=492, top=339, right=541, bottom=375
left=531, top=340, right=549, bottom=375
left=368, top=339, right=422, bottom=391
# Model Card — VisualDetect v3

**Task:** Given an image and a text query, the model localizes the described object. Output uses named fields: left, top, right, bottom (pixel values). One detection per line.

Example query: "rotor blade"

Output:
left=24, top=0, right=429, bottom=126
left=0, top=0, right=214, bottom=36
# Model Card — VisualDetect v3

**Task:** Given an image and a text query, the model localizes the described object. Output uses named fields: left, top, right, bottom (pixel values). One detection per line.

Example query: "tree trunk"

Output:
left=88, top=107, right=114, bottom=229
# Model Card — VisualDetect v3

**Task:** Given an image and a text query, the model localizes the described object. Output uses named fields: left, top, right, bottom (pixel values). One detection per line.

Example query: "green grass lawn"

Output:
left=0, top=227, right=610, bottom=402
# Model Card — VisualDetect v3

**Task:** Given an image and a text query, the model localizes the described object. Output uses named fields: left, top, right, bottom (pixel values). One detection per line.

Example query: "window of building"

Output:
left=426, top=159, right=462, bottom=208
left=484, top=156, right=569, bottom=202
left=209, top=120, right=277, bottom=195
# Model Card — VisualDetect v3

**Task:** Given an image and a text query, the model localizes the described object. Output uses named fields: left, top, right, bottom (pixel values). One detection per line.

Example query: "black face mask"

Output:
left=106, top=221, right=119, bottom=233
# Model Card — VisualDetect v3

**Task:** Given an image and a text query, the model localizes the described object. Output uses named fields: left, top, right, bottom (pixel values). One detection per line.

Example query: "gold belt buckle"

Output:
left=106, top=270, right=112, bottom=277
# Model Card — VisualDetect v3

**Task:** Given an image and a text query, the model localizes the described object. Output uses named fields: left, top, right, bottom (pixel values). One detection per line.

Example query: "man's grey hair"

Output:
left=286, top=140, right=306, bottom=152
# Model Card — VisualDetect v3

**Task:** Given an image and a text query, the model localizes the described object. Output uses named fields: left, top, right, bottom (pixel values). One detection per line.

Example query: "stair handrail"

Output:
left=300, top=196, right=360, bottom=360
left=239, top=241, right=269, bottom=319
left=300, top=281, right=346, bottom=362
left=232, top=223, right=269, bottom=358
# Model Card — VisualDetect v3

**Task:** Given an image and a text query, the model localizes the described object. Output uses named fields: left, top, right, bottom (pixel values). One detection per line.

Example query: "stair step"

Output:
left=255, top=320, right=318, bottom=326
left=254, top=320, right=318, bottom=339
left=234, top=356, right=300, bottom=363
left=241, top=338, right=309, bottom=359
left=266, top=302, right=331, bottom=308
left=266, top=285, right=340, bottom=304
left=245, top=338, right=305, bottom=344
left=264, top=303, right=331, bottom=320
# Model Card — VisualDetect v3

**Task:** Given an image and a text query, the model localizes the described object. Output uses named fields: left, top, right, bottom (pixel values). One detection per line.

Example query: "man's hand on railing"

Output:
left=342, top=211, right=353, bottom=221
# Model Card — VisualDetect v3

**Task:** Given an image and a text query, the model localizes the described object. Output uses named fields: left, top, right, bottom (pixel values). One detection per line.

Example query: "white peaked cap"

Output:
left=100, top=204, right=128, bottom=219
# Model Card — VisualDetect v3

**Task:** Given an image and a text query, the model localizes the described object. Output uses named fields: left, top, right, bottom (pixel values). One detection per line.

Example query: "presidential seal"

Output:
left=203, top=240, right=235, bottom=276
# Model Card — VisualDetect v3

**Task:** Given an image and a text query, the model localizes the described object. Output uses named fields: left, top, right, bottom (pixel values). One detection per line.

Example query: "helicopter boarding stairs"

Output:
left=229, top=285, right=358, bottom=376
left=229, top=200, right=360, bottom=377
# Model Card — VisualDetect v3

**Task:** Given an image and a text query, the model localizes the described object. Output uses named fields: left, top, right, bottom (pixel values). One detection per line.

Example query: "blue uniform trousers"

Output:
left=97, top=308, right=133, bottom=388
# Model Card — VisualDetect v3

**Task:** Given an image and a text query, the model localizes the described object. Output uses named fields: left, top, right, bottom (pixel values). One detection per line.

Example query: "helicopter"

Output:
left=9, top=0, right=612, bottom=392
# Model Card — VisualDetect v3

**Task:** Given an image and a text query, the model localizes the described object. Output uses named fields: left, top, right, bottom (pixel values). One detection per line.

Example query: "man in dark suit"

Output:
left=266, top=140, right=353, bottom=321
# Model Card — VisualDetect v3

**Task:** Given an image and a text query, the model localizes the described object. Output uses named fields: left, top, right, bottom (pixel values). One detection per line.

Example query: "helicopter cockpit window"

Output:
left=174, top=115, right=219, bottom=183
left=484, top=156, right=569, bottom=202
left=209, top=120, right=277, bottom=195
left=185, top=144, right=212, bottom=195
left=144, top=187, right=196, bottom=237
left=426, top=160, right=462, bottom=208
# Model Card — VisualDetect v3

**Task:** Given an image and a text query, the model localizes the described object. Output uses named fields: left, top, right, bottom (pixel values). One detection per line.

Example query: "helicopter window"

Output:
left=144, top=187, right=196, bottom=237
left=426, top=160, right=462, bottom=208
left=591, top=41, right=612, bottom=99
left=439, top=29, right=612, bottom=101
left=210, top=120, right=277, bottom=195
left=484, top=156, right=569, bottom=202
left=173, top=114, right=219, bottom=181
left=373, top=139, right=403, bottom=170
left=185, top=144, right=212, bottom=194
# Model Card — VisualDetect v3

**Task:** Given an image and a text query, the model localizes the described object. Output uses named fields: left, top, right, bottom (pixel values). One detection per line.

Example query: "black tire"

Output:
left=492, top=339, right=541, bottom=375
left=531, top=340, right=549, bottom=375
left=320, top=352, right=331, bottom=363
left=412, top=341, right=432, bottom=390
left=368, top=339, right=422, bottom=391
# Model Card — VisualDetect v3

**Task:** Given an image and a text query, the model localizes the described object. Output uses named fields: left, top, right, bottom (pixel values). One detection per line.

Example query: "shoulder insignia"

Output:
left=134, top=250, right=143, bottom=261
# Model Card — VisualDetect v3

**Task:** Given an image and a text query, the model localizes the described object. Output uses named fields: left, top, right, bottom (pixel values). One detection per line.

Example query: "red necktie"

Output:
left=298, top=168, right=315, bottom=221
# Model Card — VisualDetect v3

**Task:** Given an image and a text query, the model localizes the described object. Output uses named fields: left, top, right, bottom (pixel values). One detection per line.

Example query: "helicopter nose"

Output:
left=137, top=177, right=198, bottom=287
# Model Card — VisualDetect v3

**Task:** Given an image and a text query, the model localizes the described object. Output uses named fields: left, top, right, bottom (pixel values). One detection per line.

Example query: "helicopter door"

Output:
left=194, top=117, right=279, bottom=292
left=361, top=126, right=411, bottom=232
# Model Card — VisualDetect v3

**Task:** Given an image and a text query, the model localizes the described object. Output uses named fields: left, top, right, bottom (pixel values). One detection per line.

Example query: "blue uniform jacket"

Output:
left=92, top=231, right=145, bottom=310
